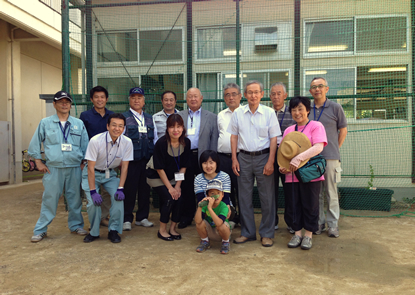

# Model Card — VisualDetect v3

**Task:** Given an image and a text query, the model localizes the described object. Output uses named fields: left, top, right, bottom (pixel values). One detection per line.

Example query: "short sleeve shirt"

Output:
left=202, top=201, right=229, bottom=227
left=310, top=99, right=347, bottom=160
left=227, top=104, right=281, bottom=152
left=85, top=132, right=134, bottom=170
left=283, top=120, right=327, bottom=183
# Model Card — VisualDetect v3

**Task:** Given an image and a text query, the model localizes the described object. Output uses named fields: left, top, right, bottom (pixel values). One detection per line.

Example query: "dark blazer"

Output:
left=178, top=108, right=219, bottom=161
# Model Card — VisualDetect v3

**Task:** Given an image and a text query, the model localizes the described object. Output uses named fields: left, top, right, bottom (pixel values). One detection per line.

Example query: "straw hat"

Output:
left=277, top=131, right=312, bottom=170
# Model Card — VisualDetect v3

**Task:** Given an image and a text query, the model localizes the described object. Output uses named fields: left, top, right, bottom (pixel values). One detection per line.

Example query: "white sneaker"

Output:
left=135, top=219, right=154, bottom=227
left=274, top=225, right=279, bottom=230
left=31, top=232, right=47, bottom=242
left=72, top=228, right=88, bottom=236
left=123, top=221, right=132, bottom=231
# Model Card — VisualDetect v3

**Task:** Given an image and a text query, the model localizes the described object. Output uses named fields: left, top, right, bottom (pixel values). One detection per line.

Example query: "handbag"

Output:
left=294, top=155, right=326, bottom=183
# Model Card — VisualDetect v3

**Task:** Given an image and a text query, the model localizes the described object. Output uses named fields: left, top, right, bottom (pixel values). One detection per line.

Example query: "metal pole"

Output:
left=61, top=0, right=70, bottom=93
left=85, top=0, right=93, bottom=92
left=186, top=0, right=193, bottom=89
left=411, top=0, right=415, bottom=183
left=235, top=0, right=240, bottom=87
left=294, top=0, right=301, bottom=96
left=81, top=10, right=86, bottom=100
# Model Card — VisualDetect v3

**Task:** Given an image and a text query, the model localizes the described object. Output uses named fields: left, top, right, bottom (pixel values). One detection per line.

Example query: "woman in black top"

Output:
left=147, top=114, right=191, bottom=241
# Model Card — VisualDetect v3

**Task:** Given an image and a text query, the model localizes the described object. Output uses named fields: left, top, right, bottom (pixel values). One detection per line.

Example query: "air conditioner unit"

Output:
left=255, top=27, right=278, bottom=51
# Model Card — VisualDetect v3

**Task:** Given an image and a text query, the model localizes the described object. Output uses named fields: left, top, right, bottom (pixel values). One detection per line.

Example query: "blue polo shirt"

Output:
left=79, top=107, right=114, bottom=139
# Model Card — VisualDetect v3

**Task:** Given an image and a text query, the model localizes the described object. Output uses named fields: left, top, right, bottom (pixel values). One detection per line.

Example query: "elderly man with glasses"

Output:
left=228, top=80, right=281, bottom=247
left=309, top=77, right=347, bottom=238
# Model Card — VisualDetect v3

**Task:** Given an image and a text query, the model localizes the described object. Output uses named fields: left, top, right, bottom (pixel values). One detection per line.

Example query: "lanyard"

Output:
left=164, top=109, right=177, bottom=117
left=278, top=106, right=286, bottom=127
left=313, top=99, right=327, bottom=122
left=106, top=132, right=120, bottom=169
left=170, top=144, right=181, bottom=171
left=188, top=110, right=194, bottom=128
left=295, top=120, right=311, bottom=133
left=59, top=121, right=70, bottom=143
left=130, top=111, right=144, bottom=126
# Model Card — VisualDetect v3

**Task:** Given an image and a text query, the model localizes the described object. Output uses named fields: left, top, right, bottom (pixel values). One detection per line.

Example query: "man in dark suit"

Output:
left=177, top=87, right=219, bottom=228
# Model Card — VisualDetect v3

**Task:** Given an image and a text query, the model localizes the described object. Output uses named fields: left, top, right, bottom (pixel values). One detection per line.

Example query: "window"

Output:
left=141, top=74, right=184, bottom=113
left=196, top=73, right=221, bottom=113
left=303, top=66, right=408, bottom=120
left=356, top=65, right=407, bottom=120
left=97, top=31, right=138, bottom=62
left=356, top=17, right=407, bottom=52
left=97, top=77, right=140, bottom=112
left=304, top=16, right=408, bottom=56
left=197, top=27, right=239, bottom=59
left=39, top=0, right=60, bottom=12
left=305, top=20, right=354, bottom=54
left=139, top=29, right=183, bottom=62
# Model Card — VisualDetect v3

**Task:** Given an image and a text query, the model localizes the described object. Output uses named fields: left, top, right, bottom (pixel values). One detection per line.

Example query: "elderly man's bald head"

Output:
left=186, top=87, right=203, bottom=112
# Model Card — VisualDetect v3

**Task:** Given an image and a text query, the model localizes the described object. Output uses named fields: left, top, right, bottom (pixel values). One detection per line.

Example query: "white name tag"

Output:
left=105, top=169, right=110, bottom=179
left=61, top=143, right=72, bottom=151
left=139, top=126, right=147, bottom=133
left=187, top=128, right=196, bottom=135
left=174, top=172, right=185, bottom=181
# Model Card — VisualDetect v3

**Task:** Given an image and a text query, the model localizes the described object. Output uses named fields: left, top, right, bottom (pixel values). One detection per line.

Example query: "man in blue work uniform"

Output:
left=122, top=87, right=155, bottom=231
left=82, top=113, right=134, bottom=243
left=80, top=86, right=114, bottom=226
left=29, top=91, right=89, bottom=242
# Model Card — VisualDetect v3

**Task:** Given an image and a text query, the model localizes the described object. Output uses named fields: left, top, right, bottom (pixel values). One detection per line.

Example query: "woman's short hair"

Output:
left=165, top=113, right=186, bottom=146
left=288, top=96, right=311, bottom=113
left=199, top=150, right=221, bottom=173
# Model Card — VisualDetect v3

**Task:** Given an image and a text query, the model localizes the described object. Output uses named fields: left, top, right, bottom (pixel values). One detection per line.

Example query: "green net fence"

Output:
left=65, top=0, right=415, bottom=217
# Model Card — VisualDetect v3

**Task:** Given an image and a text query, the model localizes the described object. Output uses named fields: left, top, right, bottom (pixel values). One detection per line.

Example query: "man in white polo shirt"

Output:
left=82, top=113, right=134, bottom=243
left=228, top=80, right=281, bottom=247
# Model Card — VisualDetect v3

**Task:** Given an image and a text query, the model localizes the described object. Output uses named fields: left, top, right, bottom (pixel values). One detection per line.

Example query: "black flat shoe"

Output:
left=108, top=230, right=121, bottom=243
left=168, top=232, right=182, bottom=240
left=83, top=233, right=99, bottom=243
left=158, top=231, right=173, bottom=241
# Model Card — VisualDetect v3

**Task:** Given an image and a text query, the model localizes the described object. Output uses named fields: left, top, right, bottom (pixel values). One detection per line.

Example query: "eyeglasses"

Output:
left=246, top=91, right=262, bottom=96
left=310, top=84, right=327, bottom=90
left=224, top=92, right=240, bottom=98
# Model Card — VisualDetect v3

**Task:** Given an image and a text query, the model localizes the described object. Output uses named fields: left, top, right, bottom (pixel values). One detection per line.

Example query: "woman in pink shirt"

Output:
left=279, top=96, right=327, bottom=250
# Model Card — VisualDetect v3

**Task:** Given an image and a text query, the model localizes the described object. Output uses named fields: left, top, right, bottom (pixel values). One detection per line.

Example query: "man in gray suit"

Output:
left=177, top=87, right=219, bottom=228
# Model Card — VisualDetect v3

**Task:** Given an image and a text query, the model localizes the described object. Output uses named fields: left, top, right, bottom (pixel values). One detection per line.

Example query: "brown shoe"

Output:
left=100, top=218, right=109, bottom=227
left=261, top=237, right=274, bottom=247
left=233, top=236, right=256, bottom=244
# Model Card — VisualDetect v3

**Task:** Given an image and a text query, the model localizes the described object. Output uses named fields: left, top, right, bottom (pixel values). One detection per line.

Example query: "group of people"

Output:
left=28, top=77, right=347, bottom=253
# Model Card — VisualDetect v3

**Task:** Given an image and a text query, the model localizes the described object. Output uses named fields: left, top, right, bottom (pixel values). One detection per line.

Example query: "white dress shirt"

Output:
left=217, top=106, right=240, bottom=153
left=227, top=104, right=281, bottom=152
left=85, top=132, right=134, bottom=170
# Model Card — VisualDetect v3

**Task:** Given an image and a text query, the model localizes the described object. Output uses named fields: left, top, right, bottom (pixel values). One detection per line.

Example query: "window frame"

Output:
left=303, top=66, right=409, bottom=123
left=303, top=14, right=409, bottom=59
left=95, top=29, right=139, bottom=66
left=195, top=25, right=243, bottom=63
left=137, top=26, right=185, bottom=65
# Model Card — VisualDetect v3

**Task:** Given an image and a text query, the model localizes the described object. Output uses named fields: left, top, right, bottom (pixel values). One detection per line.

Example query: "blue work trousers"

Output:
left=34, top=166, right=84, bottom=235
left=81, top=168, right=123, bottom=237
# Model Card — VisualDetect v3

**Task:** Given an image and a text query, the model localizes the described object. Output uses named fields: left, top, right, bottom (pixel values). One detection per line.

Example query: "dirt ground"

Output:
left=1, top=181, right=415, bottom=295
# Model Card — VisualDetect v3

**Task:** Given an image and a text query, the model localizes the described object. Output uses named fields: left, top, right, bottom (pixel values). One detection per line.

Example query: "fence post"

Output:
left=186, top=0, right=193, bottom=89
left=294, top=0, right=301, bottom=96
left=412, top=0, right=415, bottom=183
left=61, top=0, right=70, bottom=93
left=85, top=0, right=93, bottom=93
left=236, top=0, right=240, bottom=87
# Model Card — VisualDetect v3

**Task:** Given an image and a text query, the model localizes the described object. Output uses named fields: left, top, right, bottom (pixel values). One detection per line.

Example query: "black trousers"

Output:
left=218, top=153, right=239, bottom=221
left=179, top=152, right=200, bottom=224
left=123, top=159, right=151, bottom=223
left=154, top=185, right=182, bottom=224
left=273, top=150, right=286, bottom=226
left=284, top=181, right=321, bottom=233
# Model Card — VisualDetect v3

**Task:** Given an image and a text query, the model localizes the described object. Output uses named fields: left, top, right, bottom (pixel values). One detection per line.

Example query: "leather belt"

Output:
left=95, top=168, right=112, bottom=173
left=240, top=148, right=270, bottom=156
left=191, top=149, right=198, bottom=154
left=218, top=153, right=232, bottom=158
